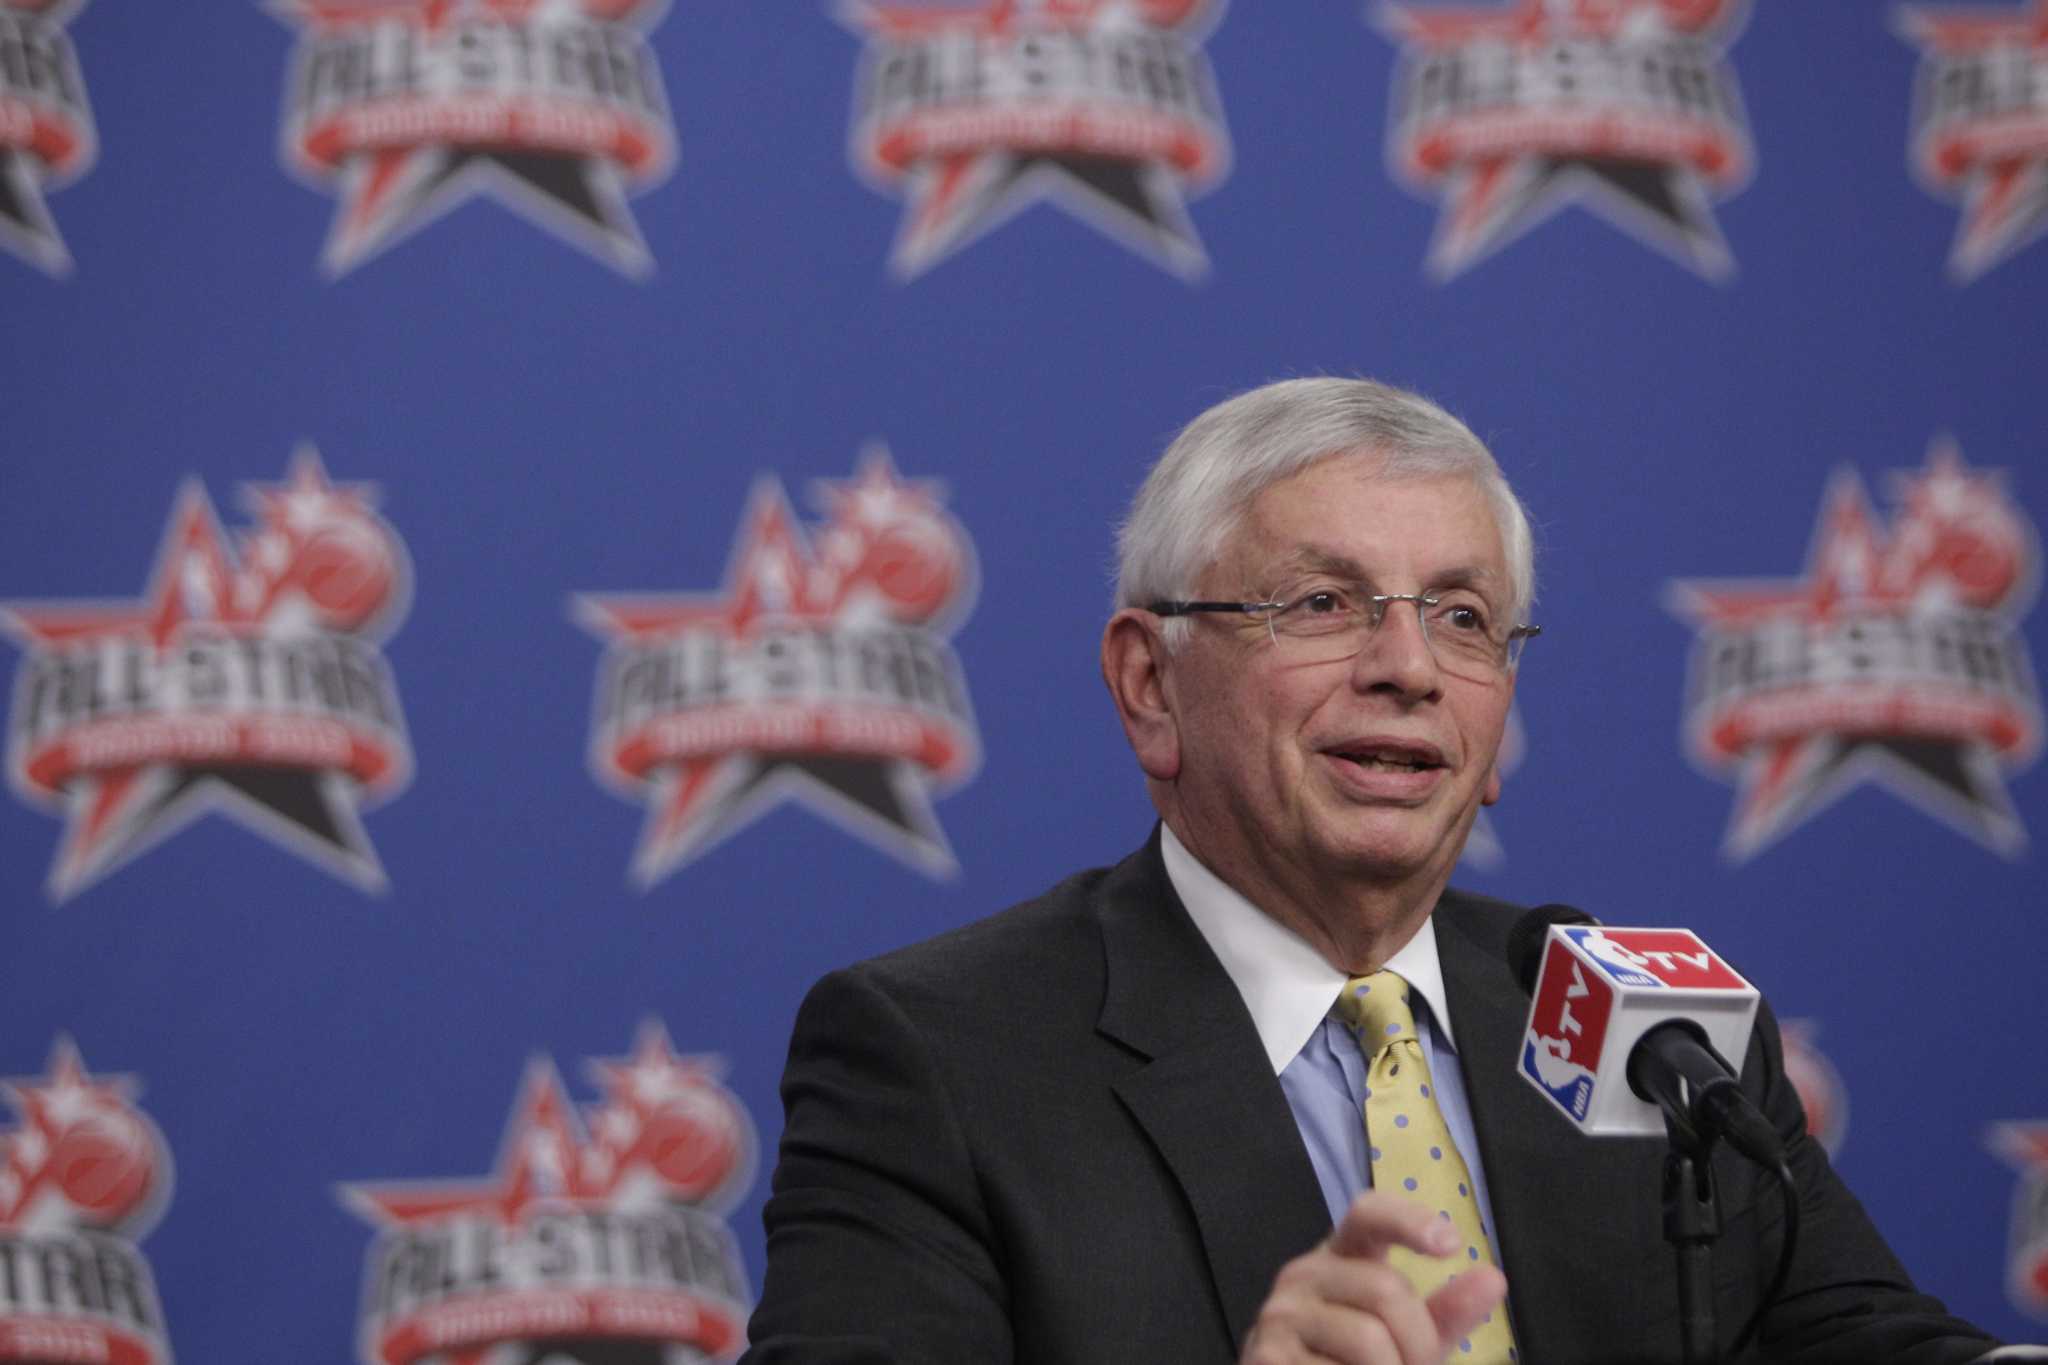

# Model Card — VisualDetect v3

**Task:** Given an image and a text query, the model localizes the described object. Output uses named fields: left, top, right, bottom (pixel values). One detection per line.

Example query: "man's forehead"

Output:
left=1221, top=468, right=1508, bottom=579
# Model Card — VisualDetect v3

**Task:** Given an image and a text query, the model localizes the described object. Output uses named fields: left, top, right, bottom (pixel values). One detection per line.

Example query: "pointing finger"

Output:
left=1328, top=1191, right=1464, bottom=1263
left=1427, top=1263, right=1509, bottom=1353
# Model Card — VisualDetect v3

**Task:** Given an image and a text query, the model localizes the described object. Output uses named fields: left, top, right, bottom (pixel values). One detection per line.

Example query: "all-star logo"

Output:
left=276, top=0, right=676, bottom=278
left=0, top=0, right=97, bottom=276
left=1667, top=439, right=2042, bottom=861
left=341, top=1021, right=754, bottom=1365
left=2, top=448, right=414, bottom=901
left=1779, top=1018, right=1848, bottom=1157
left=1899, top=0, right=2048, bottom=280
left=842, top=0, right=1232, bottom=280
left=0, top=1038, right=176, bottom=1365
left=577, top=445, right=981, bottom=887
left=1989, top=1123, right=2048, bottom=1320
left=1376, top=0, right=1754, bottom=280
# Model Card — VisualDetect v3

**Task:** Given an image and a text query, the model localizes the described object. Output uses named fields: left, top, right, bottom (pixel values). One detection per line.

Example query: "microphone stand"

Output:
left=1659, top=1104, right=1723, bottom=1365
left=1631, top=1021, right=1786, bottom=1365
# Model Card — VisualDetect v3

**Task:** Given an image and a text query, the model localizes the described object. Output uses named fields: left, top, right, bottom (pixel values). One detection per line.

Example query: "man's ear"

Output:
left=1481, top=672, right=1515, bottom=806
left=1101, top=609, right=1180, bottom=782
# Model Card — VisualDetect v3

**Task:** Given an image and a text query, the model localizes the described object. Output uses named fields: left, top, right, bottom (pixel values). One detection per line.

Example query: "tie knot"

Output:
left=1334, top=970, right=1417, bottom=1055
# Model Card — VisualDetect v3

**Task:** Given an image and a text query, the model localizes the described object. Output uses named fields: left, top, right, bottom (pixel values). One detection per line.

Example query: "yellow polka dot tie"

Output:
left=1334, top=970, right=1518, bottom=1364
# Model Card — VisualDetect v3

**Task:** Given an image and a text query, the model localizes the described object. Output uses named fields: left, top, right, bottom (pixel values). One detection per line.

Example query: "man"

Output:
left=740, top=379, right=2011, bottom=1364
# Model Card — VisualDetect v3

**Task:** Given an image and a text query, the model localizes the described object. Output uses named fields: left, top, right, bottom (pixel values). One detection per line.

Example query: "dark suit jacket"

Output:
left=742, top=834, right=1997, bottom=1364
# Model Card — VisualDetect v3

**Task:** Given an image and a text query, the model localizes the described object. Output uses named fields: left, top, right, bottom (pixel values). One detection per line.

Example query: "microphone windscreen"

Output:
left=1508, top=903, right=1601, bottom=995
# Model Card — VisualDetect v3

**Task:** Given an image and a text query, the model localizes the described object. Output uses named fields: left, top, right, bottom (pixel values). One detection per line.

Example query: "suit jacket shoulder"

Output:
left=744, top=834, right=1330, bottom=1365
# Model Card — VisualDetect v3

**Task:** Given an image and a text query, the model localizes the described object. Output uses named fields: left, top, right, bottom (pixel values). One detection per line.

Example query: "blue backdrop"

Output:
left=3, top=2, right=2044, bottom=1361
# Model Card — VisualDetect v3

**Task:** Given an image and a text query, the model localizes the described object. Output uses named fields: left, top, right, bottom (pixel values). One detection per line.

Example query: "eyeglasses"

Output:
left=1148, top=583, right=1540, bottom=681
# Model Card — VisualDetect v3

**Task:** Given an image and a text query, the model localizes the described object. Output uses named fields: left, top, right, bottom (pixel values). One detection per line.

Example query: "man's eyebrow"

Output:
left=1270, top=546, right=1502, bottom=591
left=1272, top=546, right=1366, bottom=578
left=1427, top=564, right=1502, bottom=591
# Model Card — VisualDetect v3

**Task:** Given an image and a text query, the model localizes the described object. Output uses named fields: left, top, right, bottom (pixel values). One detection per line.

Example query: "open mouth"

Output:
left=1328, top=743, right=1444, bottom=774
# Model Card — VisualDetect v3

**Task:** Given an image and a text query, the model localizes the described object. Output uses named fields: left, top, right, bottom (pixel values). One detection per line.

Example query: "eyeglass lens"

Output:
left=1258, top=590, right=1522, bottom=680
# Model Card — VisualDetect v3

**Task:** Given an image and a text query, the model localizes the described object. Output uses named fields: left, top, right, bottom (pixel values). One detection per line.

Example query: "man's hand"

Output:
left=1239, top=1192, right=1509, bottom=1365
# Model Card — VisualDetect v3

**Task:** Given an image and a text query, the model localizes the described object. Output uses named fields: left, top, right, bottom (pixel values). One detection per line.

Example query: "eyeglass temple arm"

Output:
left=1145, top=600, right=1280, bottom=616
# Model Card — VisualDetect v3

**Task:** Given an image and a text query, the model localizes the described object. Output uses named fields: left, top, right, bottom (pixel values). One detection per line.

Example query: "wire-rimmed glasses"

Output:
left=1148, top=582, right=1539, bottom=682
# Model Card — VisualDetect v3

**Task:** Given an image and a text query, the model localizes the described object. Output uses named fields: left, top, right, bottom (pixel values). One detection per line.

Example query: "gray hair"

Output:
left=1114, top=377, right=1536, bottom=644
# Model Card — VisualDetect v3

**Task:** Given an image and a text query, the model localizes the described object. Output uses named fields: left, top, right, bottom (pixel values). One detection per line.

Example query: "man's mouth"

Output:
left=1327, top=742, right=1445, bottom=773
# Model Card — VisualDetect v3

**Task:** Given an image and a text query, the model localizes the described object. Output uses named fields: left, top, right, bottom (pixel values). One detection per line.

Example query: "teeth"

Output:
left=1351, top=753, right=1425, bottom=771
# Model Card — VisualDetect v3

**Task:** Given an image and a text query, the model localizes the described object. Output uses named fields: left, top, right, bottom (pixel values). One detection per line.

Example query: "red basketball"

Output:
left=861, top=527, right=960, bottom=623
left=642, top=1092, right=742, bottom=1201
left=289, top=524, right=398, bottom=631
left=50, top=1116, right=154, bottom=1222
left=1923, top=521, right=2025, bottom=611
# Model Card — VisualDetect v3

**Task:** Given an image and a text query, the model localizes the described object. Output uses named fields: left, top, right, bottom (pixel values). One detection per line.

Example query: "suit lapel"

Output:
left=1094, top=835, right=1332, bottom=1352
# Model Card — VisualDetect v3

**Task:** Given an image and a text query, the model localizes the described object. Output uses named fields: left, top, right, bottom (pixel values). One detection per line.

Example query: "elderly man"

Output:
left=740, top=379, right=2006, bottom=1364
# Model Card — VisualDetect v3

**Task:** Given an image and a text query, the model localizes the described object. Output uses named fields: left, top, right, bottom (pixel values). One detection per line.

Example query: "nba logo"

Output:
left=1562, top=927, right=1664, bottom=988
left=1564, top=926, right=1752, bottom=992
left=1518, top=923, right=1760, bottom=1138
left=1521, top=941, right=1615, bottom=1123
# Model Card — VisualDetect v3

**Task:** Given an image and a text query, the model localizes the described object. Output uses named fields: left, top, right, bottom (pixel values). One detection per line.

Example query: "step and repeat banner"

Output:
left=3, top=2, right=2045, bottom=1360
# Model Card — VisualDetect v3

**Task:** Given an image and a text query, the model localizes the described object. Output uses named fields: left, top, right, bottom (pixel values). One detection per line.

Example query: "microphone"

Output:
left=1508, top=907, right=1785, bottom=1165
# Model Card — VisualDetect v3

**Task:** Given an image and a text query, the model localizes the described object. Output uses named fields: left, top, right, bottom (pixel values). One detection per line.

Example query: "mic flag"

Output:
left=1517, top=924, right=1760, bottom=1139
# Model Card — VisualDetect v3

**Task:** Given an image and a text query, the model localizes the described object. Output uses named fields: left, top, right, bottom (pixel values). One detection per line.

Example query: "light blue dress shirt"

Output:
left=1279, top=994, right=1503, bottom=1262
left=1159, top=825, right=1505, bottom=1264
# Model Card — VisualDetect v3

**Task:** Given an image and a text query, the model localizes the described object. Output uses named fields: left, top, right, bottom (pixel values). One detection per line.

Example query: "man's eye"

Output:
left=1302, top=591, right=1347, bottom=614
left=1441, top=604, right=1489, bottom=632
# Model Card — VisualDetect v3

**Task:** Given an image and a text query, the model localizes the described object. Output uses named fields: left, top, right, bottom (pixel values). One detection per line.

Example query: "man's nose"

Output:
left=1350, top=598, right=1441, bottom=697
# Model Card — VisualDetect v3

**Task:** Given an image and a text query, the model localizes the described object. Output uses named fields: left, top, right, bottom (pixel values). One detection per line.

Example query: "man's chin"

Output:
left=1313, top=826, right=1463, bottom=888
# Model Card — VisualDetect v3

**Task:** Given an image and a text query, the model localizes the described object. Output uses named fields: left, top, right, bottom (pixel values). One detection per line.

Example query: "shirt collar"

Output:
left=1160, top=823, right=1458, bottom=1075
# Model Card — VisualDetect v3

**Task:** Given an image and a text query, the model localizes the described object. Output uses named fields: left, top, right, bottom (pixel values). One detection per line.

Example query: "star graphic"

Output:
left=346, top=1024, right=745, bottom=1230
left=1667, top=442, right=2041, bottom=861
left=844, top=0, right=1229, bottom=279
left=1898, top=0, right=2048, bottom=280
left=888, top=142, right=1211, bottom=280
left=346, top=1061, right=592, bottom=1232
left=0, top=0, right=96, bottom=277
left=0, top=1036, right=165, bottom=1234
left=580, top=1022, right=753, bottom=1209
left=3, top=1038, right=138, bottom=1157
left=343, top=1049, right=740, bottom=1365
left=337, top=1028, right=754, bottom=1365
left=576, top=452, right=976, bottom=887
left=0, top=450, right=407, bottom=899
left=320, top=142, right=657, bottom=279
left=1379, top=0, right=1752, bottom=279
left=589, top=1019, right=717, bottom=1117
left=278, top=0, right=674, bottom=278
left=1990, top=1122, right=2048, bottom=1175
left=0, top=144, right=73, bottom=275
